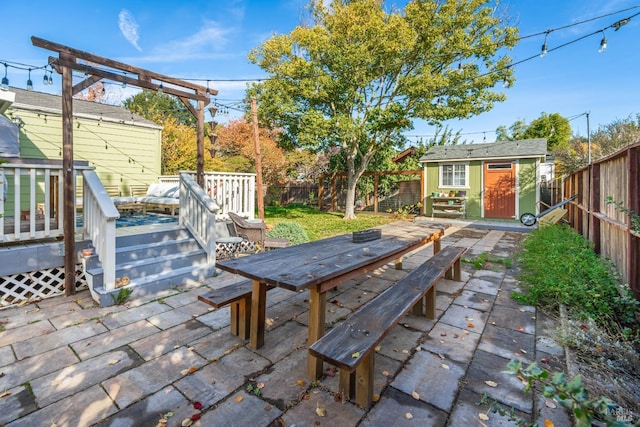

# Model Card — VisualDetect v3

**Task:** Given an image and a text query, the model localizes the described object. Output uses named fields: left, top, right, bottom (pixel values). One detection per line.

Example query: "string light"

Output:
left=540, top=31, right=549, bottom=57
left=1, top=63, right=8, bottom=88
left=598, top=31, right=607, bottom=52
left=26, top=68, right=33, bottom=91
left=122, top=72, right=127, bottom=88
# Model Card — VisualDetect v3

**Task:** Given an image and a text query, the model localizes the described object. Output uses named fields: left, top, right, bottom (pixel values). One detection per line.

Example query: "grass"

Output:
left=264, top=204, right=397, bottom=241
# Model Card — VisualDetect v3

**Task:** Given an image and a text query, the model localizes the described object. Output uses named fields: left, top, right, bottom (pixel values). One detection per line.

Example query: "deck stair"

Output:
left=83, top=225, right=217, bottom=306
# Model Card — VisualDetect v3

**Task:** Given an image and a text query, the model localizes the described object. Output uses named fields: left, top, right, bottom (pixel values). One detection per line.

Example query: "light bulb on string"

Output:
left=1, top=63, right=9, bottom=88
left=26, top=68, right=33, bottom=91
left=540, top=31, right=549, bottom=57
left=598, top=31, right=607, bottom=53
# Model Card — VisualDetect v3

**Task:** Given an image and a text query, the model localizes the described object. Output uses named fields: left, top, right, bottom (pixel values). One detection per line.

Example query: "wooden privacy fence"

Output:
left=318, top=170, right=423, bottom=213
left=563, top=142, right=640, bottom=298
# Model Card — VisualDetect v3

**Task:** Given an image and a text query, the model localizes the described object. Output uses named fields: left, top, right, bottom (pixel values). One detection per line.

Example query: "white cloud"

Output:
left=119, top=9, right=142, bottom=52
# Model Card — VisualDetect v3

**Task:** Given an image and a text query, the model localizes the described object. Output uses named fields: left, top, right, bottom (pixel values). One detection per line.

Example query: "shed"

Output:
left=419, top=138, right=547, bottom=220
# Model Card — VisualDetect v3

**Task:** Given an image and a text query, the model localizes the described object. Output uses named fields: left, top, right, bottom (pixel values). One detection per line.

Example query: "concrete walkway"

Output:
left=0, top=221, right=572, bottom=426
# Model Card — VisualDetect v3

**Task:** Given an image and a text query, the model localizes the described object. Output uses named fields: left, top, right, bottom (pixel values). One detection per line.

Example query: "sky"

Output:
left=2, top=0, right=639, bottom=145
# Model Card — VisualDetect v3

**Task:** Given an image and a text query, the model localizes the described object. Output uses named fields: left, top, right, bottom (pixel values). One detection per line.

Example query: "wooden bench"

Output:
left=308, top=245, right=467, bottom=409
left=198, top=280, right=274, bottom=339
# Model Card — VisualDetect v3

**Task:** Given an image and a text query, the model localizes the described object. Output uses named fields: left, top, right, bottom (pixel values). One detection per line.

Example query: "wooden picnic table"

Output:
left=216, top=221, right=447, bottom=379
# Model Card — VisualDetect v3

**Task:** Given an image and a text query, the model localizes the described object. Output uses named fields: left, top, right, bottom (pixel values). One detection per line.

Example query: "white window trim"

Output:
left=438, top=162, right=469, bottom=188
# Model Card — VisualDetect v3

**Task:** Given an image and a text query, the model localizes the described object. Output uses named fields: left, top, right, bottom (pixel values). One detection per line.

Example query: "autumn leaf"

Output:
left=479, top=413, right=489, bottom=421
left=351, top=351, right=360, bottom=358
left=373, top=394, right=380, bottom=401
left=544, top=420, right=555, bottom=427
left=374, top=345, right=381, bottom=352
left=441, top=363, right=450, bottom=370
left=411, top=391, right=420, bottom=400
left=405, top=412, right=413, bottom=419
left=181, top=418, right=193, bottom=427
left=467, top=322, right=475, bottom=328
left=235, top=395, right=244, bottom=403
left=545, top=400, right=557, bottom=409
left=193, top=402, right=203, bottom=410
left=107, top=359, right=119, bottom=365
left=517, top=326, right=524, bottom=331
left=382, top=370, right=390, bottom=377
left=297, top=380, right=306, bottom=387
left=315, top=406, right=327, bottom=417
left=484, top=380, right=498, bottom=387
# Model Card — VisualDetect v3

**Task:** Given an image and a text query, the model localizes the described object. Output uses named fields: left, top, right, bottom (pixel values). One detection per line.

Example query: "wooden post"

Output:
left=374, top=172, right=379, bottom=214
left=61, top=56, right=75, bottom=296
left=251, top=97, right=264, bottom=220
left=318, top=174, right=324, bottom=210
left=196, top=99, right=205, bottom=188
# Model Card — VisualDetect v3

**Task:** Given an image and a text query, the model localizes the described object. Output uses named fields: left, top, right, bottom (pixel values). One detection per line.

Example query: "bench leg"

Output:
left=339, top=369, right=355, bottom=401
left=424, top=284, right=436, bottom=319
left=307, top=285, right=327, bottom=380
left=230, top=295, right=252, bottom=339
left=411, top=297, right=423, bottom=316
left=355, top=353, right=375, bottom=409
left=433, top=237, right=441, bottom=254
left=394, top=256, right=403, bottom=270
left=445, top=257, right=462, bottom=281
left=249, top=280, right=267, bottom=349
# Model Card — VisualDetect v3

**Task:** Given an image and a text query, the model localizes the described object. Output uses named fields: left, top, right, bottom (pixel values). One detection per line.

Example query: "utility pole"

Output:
left=251, top=97, right=265, bottom=220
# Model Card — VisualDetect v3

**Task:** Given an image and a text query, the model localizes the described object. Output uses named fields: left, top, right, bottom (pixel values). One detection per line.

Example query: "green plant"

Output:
left=506, top=360, right=635, bottom=426
left=266, top=221, right=310, bottom=245
left=246, top=383, right=261, bottom=396
left=475, top=392, right=527, bottom=426
left=111, top=288, right=133, bottom=305
left=393, top=202, right=422, bottom=219
left=513, top=225, right=639, bottom=330
left=606, top=196, right=640, bottom=234
left=463, top=252, right=512, bottom=270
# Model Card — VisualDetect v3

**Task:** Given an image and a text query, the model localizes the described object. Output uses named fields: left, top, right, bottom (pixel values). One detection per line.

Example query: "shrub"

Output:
left=267, top=221, right=309, bottom=245
left=513, top=224, right=639, bottom=330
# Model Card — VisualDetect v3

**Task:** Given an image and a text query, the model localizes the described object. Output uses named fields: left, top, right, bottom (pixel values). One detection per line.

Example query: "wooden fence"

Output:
left=563, top=142, right=640, bottom=298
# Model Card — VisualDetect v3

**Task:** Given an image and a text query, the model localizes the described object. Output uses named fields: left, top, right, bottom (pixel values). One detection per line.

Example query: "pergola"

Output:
left=32, top=36, right=217, bottom=295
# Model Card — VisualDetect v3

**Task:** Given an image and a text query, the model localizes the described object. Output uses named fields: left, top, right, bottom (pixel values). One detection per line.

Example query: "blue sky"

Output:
left=2, top=0, right=639, bottom=144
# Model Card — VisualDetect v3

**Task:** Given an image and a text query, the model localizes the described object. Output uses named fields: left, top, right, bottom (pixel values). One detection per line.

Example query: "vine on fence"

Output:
left=606, top=196, right=640, bottom=234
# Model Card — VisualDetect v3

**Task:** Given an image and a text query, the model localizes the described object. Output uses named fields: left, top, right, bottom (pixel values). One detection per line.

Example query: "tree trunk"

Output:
left=343, top=169, right=358, bottom=219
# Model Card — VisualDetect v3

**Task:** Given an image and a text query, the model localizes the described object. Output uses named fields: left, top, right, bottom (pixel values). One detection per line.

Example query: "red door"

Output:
left=484, top=162, right=515, bottom=218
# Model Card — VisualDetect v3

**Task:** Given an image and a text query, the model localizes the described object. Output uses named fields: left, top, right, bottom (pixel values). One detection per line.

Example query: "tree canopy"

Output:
left=123, top=91, right=195, bottom=126
left=249, top=0, right=518, bottom=218
left=496, top=112, right=571, bottom=150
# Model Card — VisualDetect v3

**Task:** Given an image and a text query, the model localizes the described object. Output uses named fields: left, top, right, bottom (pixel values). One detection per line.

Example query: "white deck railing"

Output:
left=178, top=173, right=219, bottom=264
left=0, top=161, right=93, bottom=242
left=160, top=171, right=255, bottom=220
left=82, top=170, right=119, bottom=292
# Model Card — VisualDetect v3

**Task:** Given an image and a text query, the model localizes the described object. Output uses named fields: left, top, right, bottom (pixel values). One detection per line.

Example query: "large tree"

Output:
left=496, top=112, right=571, bottom=150
left=248, top=0, right=518, bottom=218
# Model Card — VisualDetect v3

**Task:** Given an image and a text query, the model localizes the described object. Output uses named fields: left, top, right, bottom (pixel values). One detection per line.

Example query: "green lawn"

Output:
left=263, top=204, right=398, bottom=241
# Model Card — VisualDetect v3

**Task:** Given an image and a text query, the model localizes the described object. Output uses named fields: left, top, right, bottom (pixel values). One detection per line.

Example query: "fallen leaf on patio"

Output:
left=107, top=359, right=119, bottom=365
left=181, top=418, right=193, bottom=427
left=382, top=370, right=390, bottom=377
left=440, top=332, right=447, bottom=336
left=519, top=308, right=526, bottom=312
left=517, top=375, right=527, bottom=385
left=491, top=321, right=496, bottom=325
left=26, top=308, right=39, bottom=314
left=402, top=349, right=409, bottom=354
left=411, top=391, right=420, bottom=400
left=544, top=420, right=555, bottom=427
left=441, top=363, right=450, bottom=370
left=405, top=412, right=413, bottom=419
left=190, top=414, right=201, bottom=421
left=265, top=405, right=272, bottom=411
left=181, top=369, right=189, bottom=375
left=174, top=345, right=180, bottom=349
left=193, top=402, right=203, bottom=410
left=235, top=395, right=244, bottom=403
left=463, top=330, right=469, bottom=335
left=437, top=353, right=445, bottom=360
left=479, top=413, right=489, bottom=421
left=0, top=390, right=11, bottom=398
left=257, top=382, right=265, bottom=389
left=484, top=380, right=498, bottom=387
left=467, top=323, right=475, bottom=328
left=316, top=404, right=327, bottom=417
left=297, top=380, right=306, bottom=387
left=517, top=326, right=524, bottom=331
left=266, top=318, right=274, bottom=326
left=545, top=400, right=557, bottom=409
left=351, top=351, right=360, bottom=358
left=157, top=419, right=167, bottom=427
left=375, top=345, right=381, bottom=351
left=541, top=358, right=550, bottom=364
left=520, top=349, right=528, bottom=354
left=415, top=346, right=421, bottom=351
left=373, top=394, right=380, bottom=401
left=453, top=333, right=459, bottom=338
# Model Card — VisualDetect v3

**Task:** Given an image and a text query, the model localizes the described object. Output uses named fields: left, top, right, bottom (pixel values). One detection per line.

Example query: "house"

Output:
left=419, top=139, right=548, bottom=220
left=1, top=87, right=163, bottom=194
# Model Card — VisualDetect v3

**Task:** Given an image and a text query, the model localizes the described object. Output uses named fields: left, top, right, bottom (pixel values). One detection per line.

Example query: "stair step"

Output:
left=91, top=264, right=220, bottom=306
left=115, top=225, right=190, bottom=247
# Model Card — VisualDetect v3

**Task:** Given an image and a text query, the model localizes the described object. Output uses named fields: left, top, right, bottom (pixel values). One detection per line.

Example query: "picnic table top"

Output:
left=216, top=222, right=446, bottom=292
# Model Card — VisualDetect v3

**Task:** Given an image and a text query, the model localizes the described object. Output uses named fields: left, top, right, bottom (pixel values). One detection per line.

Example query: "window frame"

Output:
left=438, top=162, right=469, bottom=188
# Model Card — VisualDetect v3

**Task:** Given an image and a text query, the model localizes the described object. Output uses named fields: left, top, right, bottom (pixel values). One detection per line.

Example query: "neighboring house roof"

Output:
left=392, top=146, right=416, bottom=163
left=7, top=87, right=161, bottom=129
left=419, top=138, right=547, bottom=163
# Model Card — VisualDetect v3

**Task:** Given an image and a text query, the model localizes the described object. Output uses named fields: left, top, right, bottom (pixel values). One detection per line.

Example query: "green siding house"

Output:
left=419, top=139, right=547, bottom=220
left=2, top=87, right=162, bottom=195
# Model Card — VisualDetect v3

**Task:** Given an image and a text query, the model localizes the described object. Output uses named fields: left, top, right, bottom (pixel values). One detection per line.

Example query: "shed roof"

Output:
left=419, top=138, right=547, bottom=163
left=7, top=87, right=161, bottom=129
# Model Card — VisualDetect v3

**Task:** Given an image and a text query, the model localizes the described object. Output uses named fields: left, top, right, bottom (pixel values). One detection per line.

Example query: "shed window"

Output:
left=439, top=163, right=468, bottom=187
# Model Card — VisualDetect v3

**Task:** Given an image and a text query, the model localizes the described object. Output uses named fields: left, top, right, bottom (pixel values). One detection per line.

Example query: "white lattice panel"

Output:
left=0, top=265, right=87, bottom=307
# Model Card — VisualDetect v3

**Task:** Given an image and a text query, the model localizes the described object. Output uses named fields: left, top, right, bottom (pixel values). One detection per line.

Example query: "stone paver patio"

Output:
left=0, top=220, right=573, bottom=426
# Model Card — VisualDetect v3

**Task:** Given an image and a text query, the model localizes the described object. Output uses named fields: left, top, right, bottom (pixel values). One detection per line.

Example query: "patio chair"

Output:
left=228, top=212, right=289, bottom=251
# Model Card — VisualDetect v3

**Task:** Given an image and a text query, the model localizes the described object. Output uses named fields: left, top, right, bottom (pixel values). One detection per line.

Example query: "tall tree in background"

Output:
left=249, top=0, right=518, bottom=219
left=124, top=91, right=195, bottom=126
left=496, top=112, right=571, bottom=150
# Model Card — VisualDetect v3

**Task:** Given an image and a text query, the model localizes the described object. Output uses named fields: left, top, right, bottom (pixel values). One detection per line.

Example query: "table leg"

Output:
left=394, top=256, right=403, bottom=270
left=307, top=284, right=327, bottom=380
left=433, top=236, right=441, bottom=254
left=250, top=280, right=267, bottom=349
